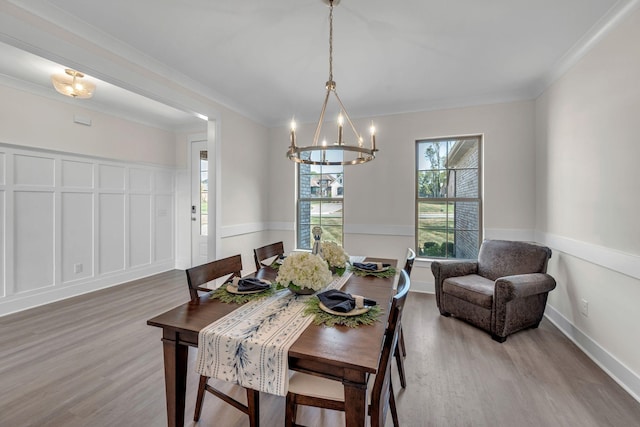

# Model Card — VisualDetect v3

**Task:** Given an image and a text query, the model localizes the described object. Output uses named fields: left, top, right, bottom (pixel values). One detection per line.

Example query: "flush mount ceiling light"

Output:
left=287, top=0, right=378, bottom=166
left=51, top=68, right=96, bottom=99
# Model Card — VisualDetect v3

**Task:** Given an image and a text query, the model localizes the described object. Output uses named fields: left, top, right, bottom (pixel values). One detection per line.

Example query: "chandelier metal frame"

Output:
left=287, top=0, right=378, bottom=166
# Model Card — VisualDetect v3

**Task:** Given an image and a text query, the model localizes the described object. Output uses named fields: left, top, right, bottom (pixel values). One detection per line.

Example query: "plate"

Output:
left=226, top=284, right=269, bottom=295
left=318, top=302, right=371, bottom=317
left=354, top=265, right=389, bottom=273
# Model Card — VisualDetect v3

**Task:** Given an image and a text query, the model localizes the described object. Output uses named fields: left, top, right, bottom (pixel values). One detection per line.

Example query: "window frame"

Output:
left=415, top=135, right=483, bottom=259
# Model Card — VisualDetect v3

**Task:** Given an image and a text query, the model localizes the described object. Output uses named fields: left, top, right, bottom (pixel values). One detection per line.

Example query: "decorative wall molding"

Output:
left=545, top=304, right=640, bottom=403
left=221, top=222, right=269, bottom=238
left=232, top=224, right=638, bottom=283
left=267, top=221, right=294, bottom=231
left=536, top=0, right=640, bottom=96
left=536, top=231, right=640, bottom=281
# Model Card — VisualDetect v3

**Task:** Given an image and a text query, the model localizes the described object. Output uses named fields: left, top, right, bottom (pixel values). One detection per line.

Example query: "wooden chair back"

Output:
left=403, top=248, right=416, bottom=275
left=253, top=241, right=285, bottom=270
left=389, top=269, right=410, bottom=331
left=370, top=269, right=410, bottom=426
left=185, top=254, right=243, bottom=300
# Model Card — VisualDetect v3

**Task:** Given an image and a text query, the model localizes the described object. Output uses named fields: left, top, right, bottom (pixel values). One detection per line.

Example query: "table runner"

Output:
left=195, top=256, right=365, bottom=396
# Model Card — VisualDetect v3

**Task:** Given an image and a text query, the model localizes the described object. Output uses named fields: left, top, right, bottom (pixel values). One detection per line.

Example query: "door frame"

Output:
left=188, top=118, right=221, bottom=266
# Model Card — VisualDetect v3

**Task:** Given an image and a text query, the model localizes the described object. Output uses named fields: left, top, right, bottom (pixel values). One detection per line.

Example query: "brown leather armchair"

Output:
left=431, top=240, right=556, bottom=342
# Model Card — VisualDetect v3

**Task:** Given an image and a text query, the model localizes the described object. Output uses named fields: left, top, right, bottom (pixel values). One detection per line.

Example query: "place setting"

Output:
left=303, top=289, right=383, bottom=327
left=349, top=261, right=397, bottom=278
left=209, top=276, right=276, bottom=304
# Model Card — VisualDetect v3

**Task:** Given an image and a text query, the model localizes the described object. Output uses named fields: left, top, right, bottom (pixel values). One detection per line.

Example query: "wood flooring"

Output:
left=1, top=270, right=639, bottom=427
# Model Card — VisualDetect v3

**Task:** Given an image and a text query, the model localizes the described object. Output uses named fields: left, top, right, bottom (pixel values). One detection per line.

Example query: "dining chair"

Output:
left=395, top=248, right=415, bottom=388
left=253, top=241, right=285, bottom=270
left=185, top=254, right=243, bottom=300
left=284, top=269, right=411, bottom=427
left=186, top=255, right=260, bottom=426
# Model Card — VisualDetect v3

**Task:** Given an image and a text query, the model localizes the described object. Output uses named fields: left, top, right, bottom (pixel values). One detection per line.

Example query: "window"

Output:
left=297, top=152, right=344, bottom=249
left=199, top=150, right=208, bottom=236
left=416, top=136, right=482, bottom=258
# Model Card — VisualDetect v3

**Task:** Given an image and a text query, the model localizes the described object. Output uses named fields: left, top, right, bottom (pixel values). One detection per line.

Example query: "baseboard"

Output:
left=544, top=304, right=640, bottom=403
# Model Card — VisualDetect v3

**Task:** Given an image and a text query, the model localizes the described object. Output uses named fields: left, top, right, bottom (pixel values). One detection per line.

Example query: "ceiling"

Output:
left=0, top=0, right=637, bottom=130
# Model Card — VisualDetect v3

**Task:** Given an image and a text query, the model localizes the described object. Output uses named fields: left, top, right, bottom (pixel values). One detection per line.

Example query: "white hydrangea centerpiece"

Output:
left=275, top=252, right=333, bottom=293
left=321, top=241, right=349, bottom=269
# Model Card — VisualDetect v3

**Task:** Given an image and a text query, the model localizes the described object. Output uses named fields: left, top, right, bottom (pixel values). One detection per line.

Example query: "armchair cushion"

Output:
left=442, top=274, right=494, bottom=309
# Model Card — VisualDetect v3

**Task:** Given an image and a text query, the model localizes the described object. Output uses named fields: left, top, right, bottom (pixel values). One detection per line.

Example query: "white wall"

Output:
left=268, top=101, right=537, bottom=292
left=535, top=6, right=640, bottom=400
left=0, top=85, right=180, bottom=167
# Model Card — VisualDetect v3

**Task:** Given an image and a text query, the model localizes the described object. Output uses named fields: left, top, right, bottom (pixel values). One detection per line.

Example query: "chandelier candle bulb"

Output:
left=322, top=139, right=327, bottom=163
left=370, top=124, right=376, bottom=151
left=338, top=114, right=344, bottom=145
left=290, top=120, right=297, bottom=148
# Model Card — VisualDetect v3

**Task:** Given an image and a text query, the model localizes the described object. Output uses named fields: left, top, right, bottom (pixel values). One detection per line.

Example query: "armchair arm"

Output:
left=495, top=273, right=557, bottom=302
left=430, top=260, right=478, bottom=311
left=493, top=273, right=557, bottom=339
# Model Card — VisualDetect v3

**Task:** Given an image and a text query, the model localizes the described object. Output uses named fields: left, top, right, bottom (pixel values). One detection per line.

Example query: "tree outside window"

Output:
left=416, top=136, right=482, bottom=258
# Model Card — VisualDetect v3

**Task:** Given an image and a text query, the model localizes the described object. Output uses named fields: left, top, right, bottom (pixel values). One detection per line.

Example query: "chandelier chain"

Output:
left=328, top=0, right=334, bottom=83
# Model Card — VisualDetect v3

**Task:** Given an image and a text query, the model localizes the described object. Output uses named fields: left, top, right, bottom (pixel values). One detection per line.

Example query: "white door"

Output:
left=191, top=140, right=209, bottom=266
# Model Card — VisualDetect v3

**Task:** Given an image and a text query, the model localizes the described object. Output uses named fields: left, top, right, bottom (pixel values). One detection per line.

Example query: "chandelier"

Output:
left=51, top=69, right=96, bottom=99
left=287, top=0, right=378, bottom=166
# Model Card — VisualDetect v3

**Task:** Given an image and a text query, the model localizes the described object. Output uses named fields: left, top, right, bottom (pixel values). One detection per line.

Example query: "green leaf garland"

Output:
left=348, top=265, right=397, bottom=278
left=209, top=284, right=276, bottom=304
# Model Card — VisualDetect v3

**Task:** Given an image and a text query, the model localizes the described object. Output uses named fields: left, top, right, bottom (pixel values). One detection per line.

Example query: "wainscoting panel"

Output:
left=154, top=193, right=174, bottom=261
left=61, top=159, right=93, bottom=188
left=98, top=193, right=126, bottom=274
left=130, top=168, right=152, bottom=192
left=14, top=154, right=54, bottom=186
left=155, top=170, right=173, bottom=192
left=0, top=143, right=176, bottom=316
left=0, top=152, right=5, bottom=184
left=61, top=192, right=94, bottom=283
left=14, top=191, right=55, bottom=293
left=130, top=194, right=151, bottom=267
left=0, top=190, right=4, bottom=297
left=98, top=164, right=125, bottom=190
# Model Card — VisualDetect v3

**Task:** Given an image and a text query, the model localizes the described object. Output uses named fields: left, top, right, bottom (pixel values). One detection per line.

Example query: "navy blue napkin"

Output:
left=317, top=289, right=377, bottom=313
left=237, top=277, right=270, bottom=292
left=353, top=262, right=391, bottom=271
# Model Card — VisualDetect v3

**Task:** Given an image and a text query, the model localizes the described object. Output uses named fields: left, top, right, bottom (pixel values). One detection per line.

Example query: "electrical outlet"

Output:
left=74, top=263, right=83, bottom=274
left=580, top=299, right=589, bottom=317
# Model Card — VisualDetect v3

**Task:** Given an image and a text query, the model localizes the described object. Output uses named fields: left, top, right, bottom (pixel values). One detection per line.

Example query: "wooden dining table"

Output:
left=147, top=257, right=397, bottom=427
